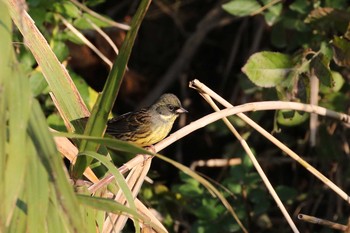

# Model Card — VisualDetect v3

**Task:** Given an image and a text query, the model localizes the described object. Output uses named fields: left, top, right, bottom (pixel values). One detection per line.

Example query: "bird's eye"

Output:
left=167, top=104, right=175, bottom=111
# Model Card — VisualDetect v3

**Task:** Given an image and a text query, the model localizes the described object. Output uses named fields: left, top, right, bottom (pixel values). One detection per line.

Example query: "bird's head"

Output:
left=151, top=93, right=187, bottom=122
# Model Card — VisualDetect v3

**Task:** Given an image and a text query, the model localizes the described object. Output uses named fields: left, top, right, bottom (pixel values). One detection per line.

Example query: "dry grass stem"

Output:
left=188, top=79, right=350, bottom=204
left=298, top=214, right=347, bottom=231
left=86, top=18, right=120, bottom=55
left=190, top=158, right=242, bottom=170
left=199, top=93, right=299, bottom=232
left=103, top=156, right=153, bottom=232
left=135, top=199, right=168, bottom=233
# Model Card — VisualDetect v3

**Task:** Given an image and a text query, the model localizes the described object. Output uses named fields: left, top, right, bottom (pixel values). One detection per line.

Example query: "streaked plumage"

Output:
left=106, top=93, right=187, bottom=146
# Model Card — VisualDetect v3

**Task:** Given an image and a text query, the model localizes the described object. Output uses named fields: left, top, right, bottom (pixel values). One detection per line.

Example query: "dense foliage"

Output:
left=2, top=0, right=350, bottom=232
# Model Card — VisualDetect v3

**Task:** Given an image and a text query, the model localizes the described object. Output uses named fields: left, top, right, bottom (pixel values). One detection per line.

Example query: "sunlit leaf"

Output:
left=242, top=52, right=294, bottom=87
left=222, top=0, right=261, bottom=17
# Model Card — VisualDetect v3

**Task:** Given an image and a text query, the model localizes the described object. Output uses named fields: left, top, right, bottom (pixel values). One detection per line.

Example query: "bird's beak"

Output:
left=176, top=107, right=188, bottom=114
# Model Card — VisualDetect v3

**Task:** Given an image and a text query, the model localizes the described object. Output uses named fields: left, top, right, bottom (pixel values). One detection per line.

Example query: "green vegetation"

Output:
left=1, top=0, right=350, bottom=232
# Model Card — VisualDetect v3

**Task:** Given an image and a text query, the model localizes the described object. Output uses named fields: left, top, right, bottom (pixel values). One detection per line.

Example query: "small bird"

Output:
left=106, top=93, right=187, bottom=146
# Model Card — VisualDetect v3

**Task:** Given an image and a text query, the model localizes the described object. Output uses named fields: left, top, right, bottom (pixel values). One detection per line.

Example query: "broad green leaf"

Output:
left=242, top=52, right=294, bottom=87
left=222, top=0, right=261, bottom=17
left=332, top=36, right=350, bottom=67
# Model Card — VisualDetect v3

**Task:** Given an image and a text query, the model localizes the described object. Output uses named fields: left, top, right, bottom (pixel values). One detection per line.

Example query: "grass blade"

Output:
left=74, top=0, right=152, bottom=179
left=28, top=100, right=85, bottom=233
left=0, top=1, right=12, bottom=229
left=8, top=0, right=89, bottom=132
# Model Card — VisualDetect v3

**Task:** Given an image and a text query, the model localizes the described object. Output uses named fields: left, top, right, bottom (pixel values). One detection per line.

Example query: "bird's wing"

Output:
left=106, top=109, right=151, bottom=135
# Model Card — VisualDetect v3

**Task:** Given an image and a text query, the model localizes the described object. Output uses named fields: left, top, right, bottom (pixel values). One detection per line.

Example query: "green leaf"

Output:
left=289, top=0, right=311, bottom=14
left=28, top=8, right=47, bottom=26
left=331, top=36, right=350, bottom=67
left=53, top=1, right=81, bottom=18
left=310, top=53, right=333, bottom=87
left=222, top=0, right=261, bottom=17
left=263, top=0, right=282, bottom=26
left=70, top=72, right=91, bottom=109
left=52, top=39, right=70, bottom=62
left=74, top=13, right=111, bottom=30
left=319, top=71, right=344, bottom=94
left=277, top=110, right=309, bottom=126
left=47, top=113, right=66, bottom=132
left=77, top=195, right=141, bottom=219
left=242, top=52, right=294, bottom=87
left=29, top=70, right=49, bottom=96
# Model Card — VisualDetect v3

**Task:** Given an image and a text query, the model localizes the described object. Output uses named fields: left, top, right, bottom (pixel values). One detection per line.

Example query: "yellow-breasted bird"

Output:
left=106, top=93, right=187, bottom=146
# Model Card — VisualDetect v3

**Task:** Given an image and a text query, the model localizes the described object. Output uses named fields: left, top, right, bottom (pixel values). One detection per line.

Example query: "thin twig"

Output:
left=190, top=158, right=241, bottom=170
left=103, top=156, right=153, bottom=232
left=86, top=18, right=120, bottom=55
left=309, top=72, right=319, bottom=147
left=58, top=15, right=113, bottom=69
left=69, top=0, right=131, bottom=30
left=250, top=0, right=282, bottom=16
left=298, top=214, right=347, bottom=231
